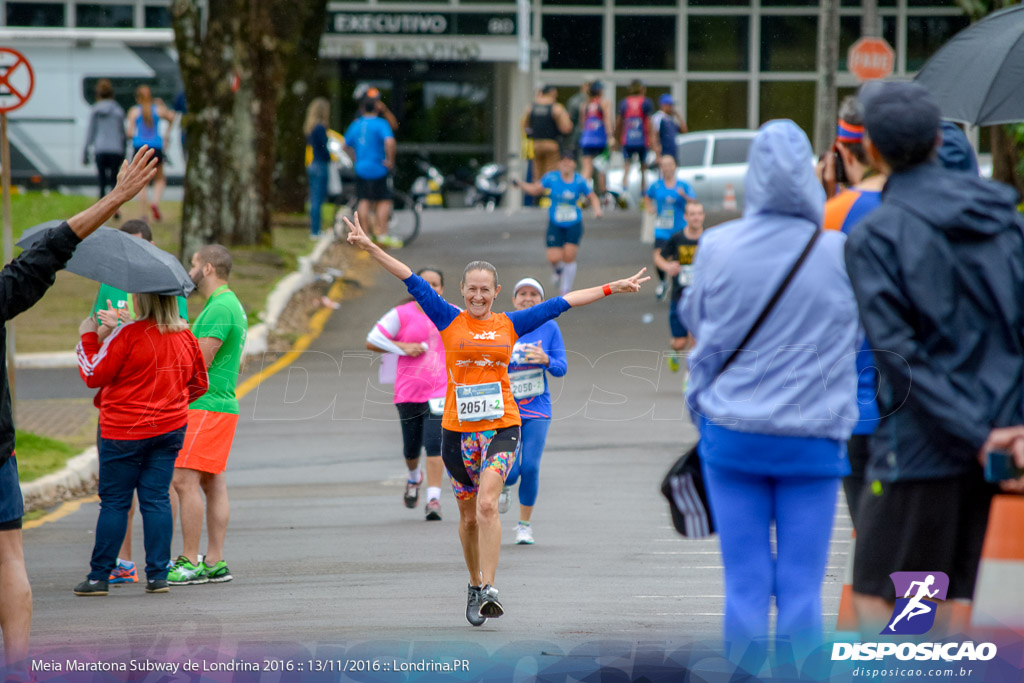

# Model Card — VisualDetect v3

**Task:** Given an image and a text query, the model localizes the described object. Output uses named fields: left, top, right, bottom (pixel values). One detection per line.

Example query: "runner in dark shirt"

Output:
left=652, top=201, right=705, bottom=372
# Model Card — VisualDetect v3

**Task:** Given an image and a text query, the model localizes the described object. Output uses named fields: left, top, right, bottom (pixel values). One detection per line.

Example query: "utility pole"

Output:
left=814, top=0, right=841, bottom=155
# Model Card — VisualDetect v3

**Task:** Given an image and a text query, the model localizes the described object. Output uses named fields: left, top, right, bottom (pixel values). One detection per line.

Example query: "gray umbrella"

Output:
left=914, top=4, right=1024, bottom=126
left=18, top=221, right=194, bottom=297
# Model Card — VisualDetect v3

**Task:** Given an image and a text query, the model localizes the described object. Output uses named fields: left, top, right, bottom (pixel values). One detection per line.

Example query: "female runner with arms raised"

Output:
left=344, top=213, right=648, bottom=625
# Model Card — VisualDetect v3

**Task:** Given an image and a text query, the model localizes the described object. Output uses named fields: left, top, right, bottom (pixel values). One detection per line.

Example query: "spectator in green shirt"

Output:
left=168, top=245, right=247, bottom=586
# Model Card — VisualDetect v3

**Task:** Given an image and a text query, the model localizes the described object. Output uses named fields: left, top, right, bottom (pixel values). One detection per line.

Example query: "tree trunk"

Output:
left=273, top=0, right=330, bottom=214
left=172, top=0, right=281, bottom=258
left=991, top=125, right=1024, bottom=197
left=814, top=0, right=840, bottom=155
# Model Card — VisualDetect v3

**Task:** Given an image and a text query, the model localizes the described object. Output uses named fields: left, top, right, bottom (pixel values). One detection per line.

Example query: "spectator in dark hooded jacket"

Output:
left=845, top=81, right=1024, bottom=637
left=937, top=120, right=979, bottom=175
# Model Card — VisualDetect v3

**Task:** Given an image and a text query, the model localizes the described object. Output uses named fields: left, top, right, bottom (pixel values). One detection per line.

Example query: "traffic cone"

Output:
left=835, top=529, right=859, bottom=634
left=970, top=495, right=1024, bottom=630
left=723, top=183, right=738, bottom=212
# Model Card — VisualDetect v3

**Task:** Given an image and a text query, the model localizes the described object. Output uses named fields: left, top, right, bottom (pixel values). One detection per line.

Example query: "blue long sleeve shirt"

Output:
left=508, top=319, right=567, bottom=419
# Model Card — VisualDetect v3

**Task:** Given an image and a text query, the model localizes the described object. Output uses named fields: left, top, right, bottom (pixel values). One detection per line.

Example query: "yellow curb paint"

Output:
left=24, top=495, right=99, bottom=530
left=28, top=276, right=349, bottom=531
left=235, top=278, right=345, bottom=399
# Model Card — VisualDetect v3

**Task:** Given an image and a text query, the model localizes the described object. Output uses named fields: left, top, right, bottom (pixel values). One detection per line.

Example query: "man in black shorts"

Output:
left=844, top=81, right=1024, bottom=636
left=344, top=95, right=399, bottom=247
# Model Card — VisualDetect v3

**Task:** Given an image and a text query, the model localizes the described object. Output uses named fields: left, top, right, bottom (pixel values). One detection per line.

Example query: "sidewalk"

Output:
left=16, top=398, right=97, bottom=451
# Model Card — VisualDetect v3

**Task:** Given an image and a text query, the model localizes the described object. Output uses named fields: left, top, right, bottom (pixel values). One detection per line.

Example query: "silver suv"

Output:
left=606, top=129, right=755, bottom=212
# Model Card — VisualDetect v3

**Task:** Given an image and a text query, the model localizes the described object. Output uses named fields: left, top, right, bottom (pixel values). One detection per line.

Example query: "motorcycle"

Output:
left=464, top=162, right=508, bottom=212
left=410, top=158, right=445, bottom=209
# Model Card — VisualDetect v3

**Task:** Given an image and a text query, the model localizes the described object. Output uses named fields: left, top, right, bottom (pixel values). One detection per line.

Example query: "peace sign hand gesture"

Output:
left=344, top=212, right=376, bottom=251
left=609, top=267, right=651, bottom=294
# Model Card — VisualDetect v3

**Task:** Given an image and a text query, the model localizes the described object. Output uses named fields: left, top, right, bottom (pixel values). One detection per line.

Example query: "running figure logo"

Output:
left=884, top=571, right=950, bottom=635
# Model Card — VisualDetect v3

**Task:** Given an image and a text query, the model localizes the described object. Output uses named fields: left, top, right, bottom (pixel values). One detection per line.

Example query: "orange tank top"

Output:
left=438, top=310, right=522, bottom=432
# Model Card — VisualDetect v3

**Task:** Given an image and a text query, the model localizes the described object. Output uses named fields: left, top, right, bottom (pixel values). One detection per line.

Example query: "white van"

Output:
left=0, top=30, right=183, bottom=189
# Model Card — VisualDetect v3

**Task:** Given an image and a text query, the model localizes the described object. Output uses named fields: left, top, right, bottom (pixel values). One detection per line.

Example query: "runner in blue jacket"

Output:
left=499, top=278, right=567, bottom=545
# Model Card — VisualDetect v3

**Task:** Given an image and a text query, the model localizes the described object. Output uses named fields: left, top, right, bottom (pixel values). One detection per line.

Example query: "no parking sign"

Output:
left=0, top=47, right=34, bottom=113
left=0, top=46, right=34, bottom=414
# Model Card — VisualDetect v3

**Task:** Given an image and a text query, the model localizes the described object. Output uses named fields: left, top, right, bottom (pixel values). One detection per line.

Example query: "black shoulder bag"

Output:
left=661, top=228, right=822, bottom=538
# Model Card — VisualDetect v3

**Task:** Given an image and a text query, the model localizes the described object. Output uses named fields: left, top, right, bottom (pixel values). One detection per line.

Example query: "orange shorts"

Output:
left=175, top=409, right=239, bottom=474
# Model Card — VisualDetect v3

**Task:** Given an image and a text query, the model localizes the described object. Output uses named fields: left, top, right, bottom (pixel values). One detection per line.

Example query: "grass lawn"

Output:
left=14, top=429, right=80, bottom=483
left=7, top=193, right=316, bottom=352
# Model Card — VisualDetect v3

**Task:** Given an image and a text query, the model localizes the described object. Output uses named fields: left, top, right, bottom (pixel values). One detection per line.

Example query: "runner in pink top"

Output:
left=366, top=267, right=448, bottom=521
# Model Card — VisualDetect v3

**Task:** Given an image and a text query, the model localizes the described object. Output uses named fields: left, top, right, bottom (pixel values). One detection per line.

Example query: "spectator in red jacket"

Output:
left=73, top=292, right=208, bottom=596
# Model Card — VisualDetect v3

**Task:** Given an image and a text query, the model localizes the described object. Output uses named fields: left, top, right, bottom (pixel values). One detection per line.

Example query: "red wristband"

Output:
left=602, top=284, right=613, bottom=297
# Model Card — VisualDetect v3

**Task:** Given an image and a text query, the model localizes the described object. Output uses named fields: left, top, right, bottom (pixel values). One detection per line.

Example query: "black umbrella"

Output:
left=17, top=221, right=194, bottom=297
left=914, top=4, right=1024, bottom=126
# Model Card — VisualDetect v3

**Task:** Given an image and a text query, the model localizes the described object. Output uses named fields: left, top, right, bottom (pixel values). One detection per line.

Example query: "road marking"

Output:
left=27, top=277, right=349, bottom=531
left=236, top=279, right=346, bottom=400
left=23, top=495, right=98, bottom=530
left=650, top=551, right=721, bottom=555
left=635, top=595, right=726, bottom=599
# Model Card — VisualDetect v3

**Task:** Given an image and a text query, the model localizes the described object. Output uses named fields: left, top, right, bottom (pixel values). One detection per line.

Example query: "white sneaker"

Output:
left=655, top=282, right=667, bottom=300
left=514, top=523, right=534, bottom=545
left=497, top=486, right=511, bottom=514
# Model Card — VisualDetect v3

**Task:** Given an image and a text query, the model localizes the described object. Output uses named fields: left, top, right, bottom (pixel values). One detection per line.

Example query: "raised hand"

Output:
left=344, top=212, right=376, bottom=251
left=611, top=267, right=651, bottom=294
left=114, top=146, right=159, bottom=201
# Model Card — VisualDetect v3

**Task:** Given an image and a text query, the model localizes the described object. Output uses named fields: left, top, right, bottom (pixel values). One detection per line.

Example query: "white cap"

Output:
left=513, top=277, right=545, bottom=299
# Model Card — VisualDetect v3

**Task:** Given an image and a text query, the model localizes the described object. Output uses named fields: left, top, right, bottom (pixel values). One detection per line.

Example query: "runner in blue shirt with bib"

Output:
left=516, top=152, right=602, bottom=296
left=645, top=154, right=696, bottom=300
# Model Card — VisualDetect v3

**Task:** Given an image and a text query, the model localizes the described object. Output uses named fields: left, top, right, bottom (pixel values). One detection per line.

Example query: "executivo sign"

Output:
left=328, top=12, right=517, bottom=37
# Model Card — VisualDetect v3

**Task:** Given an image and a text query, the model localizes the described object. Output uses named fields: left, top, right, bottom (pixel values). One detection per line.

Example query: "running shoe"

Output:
left=497, top=486, right=511, bottom=514
left=202, top=560, right=233, bottom=583
left=151, top=203, right=162, bottom=221
left=108, top=559, right=138, bottom=584
left=514, top=523, right=534, bottom=545
left=466, top=585, right=486, bottom=627
left=404, top=474, right=422, bottom=509
left=145, top=579, right=170, bottom=594
left=167, top=555, right=209, bottom=585
left=73, top=579, right=108, bottom=596
left=479, top=584, right=504, bottom=618
left=375, top=234, right=404, bottom=249
left=655, top=282, right=667, bottom=300
left=425, top=498, right=442, bottom=521
left=667, top=354, right=680, bottom=373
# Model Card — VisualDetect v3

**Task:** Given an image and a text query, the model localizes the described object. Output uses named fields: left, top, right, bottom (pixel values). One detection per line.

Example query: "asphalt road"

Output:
left=21, top=208, right=852, bottom=677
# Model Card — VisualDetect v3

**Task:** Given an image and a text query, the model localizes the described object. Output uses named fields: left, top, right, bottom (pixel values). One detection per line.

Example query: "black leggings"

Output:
left=842, top=433, right=871, bottom=529
left=396, top=402, right=442, bottom=460
left=95, top=153, right=124, bottom=198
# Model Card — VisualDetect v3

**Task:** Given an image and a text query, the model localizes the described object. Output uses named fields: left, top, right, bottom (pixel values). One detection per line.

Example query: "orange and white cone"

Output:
left=835, top=529, right=859, bottom=635
left=970, top=494, right=1024, bottom=630
left=723, top=183, right=738, bottom=212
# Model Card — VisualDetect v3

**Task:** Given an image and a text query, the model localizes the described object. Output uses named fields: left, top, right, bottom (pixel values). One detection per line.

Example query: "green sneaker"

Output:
left=167, top=555, right=208, bottom=585
left=202, top=560, right=233, bottom=584
left=375, top=234, right=404, bottom=249
left=667, top=354, right=680, bottom=373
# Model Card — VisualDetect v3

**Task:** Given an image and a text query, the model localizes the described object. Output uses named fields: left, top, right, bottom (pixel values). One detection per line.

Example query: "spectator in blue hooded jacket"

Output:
left=681, top=119, right=859, bottom=660
left=845, top=82, right=1024, bottom=637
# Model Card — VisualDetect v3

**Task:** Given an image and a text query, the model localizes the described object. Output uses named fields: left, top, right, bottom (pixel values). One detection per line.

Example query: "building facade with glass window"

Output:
left=0, top=0, right=970, bottom=186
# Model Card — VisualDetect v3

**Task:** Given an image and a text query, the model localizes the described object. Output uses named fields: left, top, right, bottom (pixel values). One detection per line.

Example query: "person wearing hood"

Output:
left=681, top=120, right=858, bottom=660
left=845, top=81, right=1024, bottom=636
left=83, top=79, right=126, bottom=210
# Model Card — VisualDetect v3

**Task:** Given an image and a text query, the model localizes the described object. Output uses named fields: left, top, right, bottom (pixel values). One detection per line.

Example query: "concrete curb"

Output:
left=13, top=235, right=338, bottom=370
left=21, top=446, right=98, bottom=512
